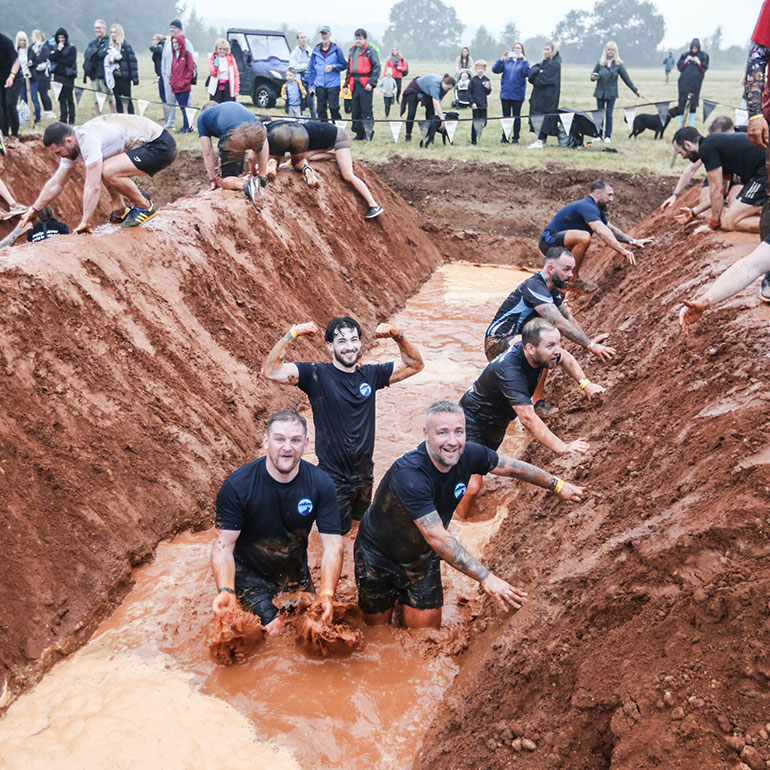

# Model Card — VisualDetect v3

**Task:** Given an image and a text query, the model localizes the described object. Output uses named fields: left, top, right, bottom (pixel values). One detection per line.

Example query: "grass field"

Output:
left=18, top=54, right=747, bottom=180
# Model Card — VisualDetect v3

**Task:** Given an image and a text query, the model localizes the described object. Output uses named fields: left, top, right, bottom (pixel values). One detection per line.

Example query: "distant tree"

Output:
left=469, top=26, right=499, bottom=63
left=553, top=9, right=595, bottom=64
left=500, top=21, right=520, bottom=47
left=384, top=0, right=464, bottom=60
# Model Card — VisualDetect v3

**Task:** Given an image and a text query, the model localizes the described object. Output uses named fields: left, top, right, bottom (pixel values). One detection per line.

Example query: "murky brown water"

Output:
left=0, top=263, right=529, bottom=770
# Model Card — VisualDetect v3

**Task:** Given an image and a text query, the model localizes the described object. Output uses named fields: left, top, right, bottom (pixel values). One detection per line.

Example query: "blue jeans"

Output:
left=21, top=80, right=41, bottom=122
left=596, top=97, right=615, bottom=138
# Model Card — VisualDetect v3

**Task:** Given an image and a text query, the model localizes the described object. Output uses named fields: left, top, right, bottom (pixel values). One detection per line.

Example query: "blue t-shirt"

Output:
left=296, top=361, right=394, bottom=482
left=216, top=457, right=341, bottom=583
left=542, top=196, right=607, bottom=242
left=417, top=74, right=444, bottom=101
left=197, top=101, right=257, bottom=139
left=357, top=441, right=498, bottom=570
left=486, top=272, right=563, bottom=339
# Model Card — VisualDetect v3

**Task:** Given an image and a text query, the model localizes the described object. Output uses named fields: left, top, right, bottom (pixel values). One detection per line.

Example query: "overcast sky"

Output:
left=199, top=0, right=758, bottom=49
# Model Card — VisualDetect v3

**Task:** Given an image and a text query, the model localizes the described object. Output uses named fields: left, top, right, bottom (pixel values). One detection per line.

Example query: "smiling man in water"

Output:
left=262, top=316, right=424, bottom=534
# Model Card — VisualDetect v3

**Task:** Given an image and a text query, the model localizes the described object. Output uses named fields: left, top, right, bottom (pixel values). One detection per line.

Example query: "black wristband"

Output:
left=218, top=587, right=236, bottom=595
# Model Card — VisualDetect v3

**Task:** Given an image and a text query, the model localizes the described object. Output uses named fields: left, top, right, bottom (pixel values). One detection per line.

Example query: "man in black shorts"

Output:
left=211, top=409, right=343, bottom=632
left=264, top=119, right=384, bottom=218
left=354, top=401, right=583, bottom=628
left=673, top=127, right=766, bottom=234
left=20, top=116, right=176, bottom=232
left=539, top=180, right=652, bottom=294
left=262, top=317, right=424, bottom=534
left=197, top=101, right=269, bottom=204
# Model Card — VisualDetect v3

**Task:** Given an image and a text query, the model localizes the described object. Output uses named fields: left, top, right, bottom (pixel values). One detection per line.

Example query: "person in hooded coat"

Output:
left=48, top=28, right=77, bottom=124
left=528, top=41, right=561, bottom=148
left=169, top=33, right=194, bottom=132
left=676, top=38, right=709, bottom=126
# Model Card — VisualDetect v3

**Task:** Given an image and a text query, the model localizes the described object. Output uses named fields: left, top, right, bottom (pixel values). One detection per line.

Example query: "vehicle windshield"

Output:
left=246, top=34, right=290, bottom=60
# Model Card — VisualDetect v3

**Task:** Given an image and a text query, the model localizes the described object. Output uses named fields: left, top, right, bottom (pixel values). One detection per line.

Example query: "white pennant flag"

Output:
left=623, top=108, right=636, bottom=126
left=500, top=117, right=514, bottom=140
left=334, top=119, right=347, bottom=131
left=735, top=108, right=749, bottom=127
left=95, top=90, right=106, bottom=112
left=530, top=113, right=544, bottom=136
left=389, top=121, right=401, bottom=142
left=52, top=80, right=62, bottom=101
left=137, top=99, right=150, bottom=117
left=185, top=106, right=197, bottom=127
left=444, top=120, right=458, bottom=143
left=560, top=112, right=575, bottom=135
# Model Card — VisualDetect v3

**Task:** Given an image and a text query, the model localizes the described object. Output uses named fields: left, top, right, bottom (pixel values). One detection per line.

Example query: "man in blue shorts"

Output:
left=211, top=409, right=343, bottom=632
left=262, top=316, right=424, bottom=533
left=197, top=100, right=269, bottom=204
left=354, top=401, right=583, bottom=628
left=539, top=180, right=652, bottom=294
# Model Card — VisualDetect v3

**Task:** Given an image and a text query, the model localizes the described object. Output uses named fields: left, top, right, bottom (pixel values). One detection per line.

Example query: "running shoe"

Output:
left=761, top=272, right=770, bottom=304
left=568, top=278, right=599, bottom=295
left=534, top=399, right=559, bottom=419
left=109, top=207, right=131, bottom=224
left=528, top=140, right=544, bottom=149
left=121, top=201, right=158, bottom=228
left=266, top=158, right=278, bottom=181
left=243, top=177, right=261, bottom=206
left=302, top=166, right=319, bottom=188
left=365, top=204, right=384, bottom=219
left=604, top=137, right=612, bottom=143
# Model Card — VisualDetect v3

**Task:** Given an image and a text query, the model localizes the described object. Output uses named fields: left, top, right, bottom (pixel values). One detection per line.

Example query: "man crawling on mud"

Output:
left=353, top=401, right=583, bottom=628
left=262, top=316, right=423, bottom=534
left=263, top=118, right=384, bottom=218
left=196, top=101, right=269, bottom=205
left=211, top=409, right=344, bottom=632
left=20, top=115, right=177, bottom=232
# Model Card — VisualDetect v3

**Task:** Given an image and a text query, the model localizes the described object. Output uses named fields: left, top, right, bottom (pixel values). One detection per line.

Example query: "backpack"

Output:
left=191, top=58, right=198, bottom=86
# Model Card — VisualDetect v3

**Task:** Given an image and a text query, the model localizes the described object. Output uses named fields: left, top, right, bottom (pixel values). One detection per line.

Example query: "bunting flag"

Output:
left=120, top=97, right=131, bottom=113
left=418, top=120, right=431, bottom=140
left=389, top=120, right=401, bottom=142
left=590, top=109, right=605, bottom=133
left=560, top=111, right=575, bottom=135
left=334, top=119, right=347, bottom=131
left=735, top=108, right=749, bottom=127
left=623, top=108, right=636, bottom=126
left=185, top=107, right=197, bottom=127
left=95, top=91, right=106, bottom=112
left=137, top=99, right=150, bottom=117
left=500, top=117, right=514, bottom=140
left=363, top=118, right=374, bottom=140
left=472, top=118, right=485, bottom=141
left=702, top=99, right=718, bottom=122
left=74, top=87, right=83, bottom=104
left=656, top=101, right=670, bottom=127
left=530, top=114, right=544, bottom=136
left=52, top=81, right=62, bottom=101
left=445, top=120, right=458, bottom=143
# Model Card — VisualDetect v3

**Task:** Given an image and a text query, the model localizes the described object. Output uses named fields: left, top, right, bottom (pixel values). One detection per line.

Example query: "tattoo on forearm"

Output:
left=610, top=225, right=633, bottom=244
left=496, top=454, right=551, bottom=488
left=539, top=304, right=591, bottom=347
left=745, top=42, right=769, bottom=116
left=436, top=534, right=490, bottom=581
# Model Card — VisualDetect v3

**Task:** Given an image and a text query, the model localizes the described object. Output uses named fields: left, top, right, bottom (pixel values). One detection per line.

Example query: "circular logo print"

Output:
left=454, top=482, right=467, bottom=499
left=297, top=498, right=314, bottom=516
left=359, top=382, right=372, bottom=397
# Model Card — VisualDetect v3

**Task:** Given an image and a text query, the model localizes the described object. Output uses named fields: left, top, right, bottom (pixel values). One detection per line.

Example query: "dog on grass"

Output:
left=629, top=111, right=672, bottom=140
left=420, top=111, right=460, bottom=147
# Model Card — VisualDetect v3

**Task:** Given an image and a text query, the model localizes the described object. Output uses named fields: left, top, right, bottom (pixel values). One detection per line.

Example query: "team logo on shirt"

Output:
left=359, top=383, right=372, bottom=397
left=454, top=482, right=467, bottom=499
left=297, top=498, right=314, bottom=516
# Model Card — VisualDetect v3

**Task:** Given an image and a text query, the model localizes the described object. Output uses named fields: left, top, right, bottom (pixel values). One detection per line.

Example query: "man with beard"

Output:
left=354, top=400, right=583, bottom=628
left=19, top=116, right=176, bottom=232
left=262, top=316, right=424, bottom=534
left=211, top=409, right=343, bottom=632
left=539, top=180, right=652, bottom=294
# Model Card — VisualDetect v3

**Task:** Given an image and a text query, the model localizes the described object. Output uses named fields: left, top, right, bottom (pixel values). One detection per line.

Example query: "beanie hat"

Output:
left=170, top=19, right=183, bottom=30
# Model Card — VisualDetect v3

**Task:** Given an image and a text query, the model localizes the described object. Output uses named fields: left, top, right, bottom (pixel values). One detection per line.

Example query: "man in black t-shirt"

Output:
left=673, top=127, right=765, bottom=234
left=25, top=205, right=69, bottom=242
left=263, top=316, right=424, bottom=534
left=354, top=400, right=583, bottom=627
left=211, top=409, right=343, bottom=631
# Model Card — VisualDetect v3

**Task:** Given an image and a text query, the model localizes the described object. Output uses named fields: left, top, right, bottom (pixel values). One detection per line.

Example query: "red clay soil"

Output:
left=0, top=146, right=443, bottom=706
left=415, top=190, right=770, bottom=770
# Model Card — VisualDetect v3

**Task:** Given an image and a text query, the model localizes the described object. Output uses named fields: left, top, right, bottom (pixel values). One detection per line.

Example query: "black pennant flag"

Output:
left=702, top=100, right=718, bottom=122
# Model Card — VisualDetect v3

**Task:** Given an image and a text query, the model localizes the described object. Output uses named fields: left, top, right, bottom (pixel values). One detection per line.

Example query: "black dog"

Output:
left=629, top=111, right=672, bottom=139
left=421, top=111, right=459, bottom=147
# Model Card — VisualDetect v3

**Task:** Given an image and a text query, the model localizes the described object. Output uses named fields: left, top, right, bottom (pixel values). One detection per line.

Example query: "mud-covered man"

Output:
left=211, top=409, right=343, bottom=632
left=538, top=180, right=652, bottom=295
left=354, top=400, right=583, bottom=628
left=262, top=317, right=424, bottom=533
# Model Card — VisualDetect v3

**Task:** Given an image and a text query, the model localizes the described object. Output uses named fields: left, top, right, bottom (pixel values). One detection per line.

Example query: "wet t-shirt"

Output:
left=296, top=361, right=394, bottom=481
left=542, top=196, right=607, bottom=241
left=304, top=120, right=339, bottom=150
left=486, top=272, right=563, bottom=339
left=699, top=133, right=766, bottom=182
left=197, top=101, right=257, bottom=138
left=216, top=457, right=341, bottom=583
left=460, top=342, right=544, bottom=432
left=357, top=442, right=498, bottom=570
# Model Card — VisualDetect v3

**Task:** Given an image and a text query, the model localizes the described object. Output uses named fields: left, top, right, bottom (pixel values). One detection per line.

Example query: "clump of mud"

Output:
left=207, top=606, right=265, bottom=665
left=281, top=592, right=364, bottom=657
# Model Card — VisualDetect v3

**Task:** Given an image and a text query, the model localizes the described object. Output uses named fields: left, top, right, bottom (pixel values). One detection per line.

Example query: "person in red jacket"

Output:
left=387, top=46, right=408, bottom=102
left=170, top=34, right=194, bottom=132
left=347, top=29, right=380, bottom=141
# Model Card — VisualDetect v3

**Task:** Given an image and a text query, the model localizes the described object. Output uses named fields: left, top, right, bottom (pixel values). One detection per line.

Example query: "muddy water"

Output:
left=0, top=263, right=529, bottom=770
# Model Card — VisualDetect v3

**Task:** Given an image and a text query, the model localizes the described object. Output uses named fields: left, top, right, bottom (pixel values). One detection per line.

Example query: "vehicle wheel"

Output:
left=253, top=84, right=277, bottom=109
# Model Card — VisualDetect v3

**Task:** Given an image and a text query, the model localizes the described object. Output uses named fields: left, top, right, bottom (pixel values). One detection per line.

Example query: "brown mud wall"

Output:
left=416, top=193, right=770, bottom=769
left=0, top=147, right=443, bottom=704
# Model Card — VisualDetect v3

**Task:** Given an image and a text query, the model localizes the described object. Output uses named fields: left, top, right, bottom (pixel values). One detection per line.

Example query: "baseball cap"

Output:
left=320, top=25, right=331, bottom=33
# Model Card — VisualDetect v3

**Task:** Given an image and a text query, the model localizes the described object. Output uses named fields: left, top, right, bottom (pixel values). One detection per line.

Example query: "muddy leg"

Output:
left=401, top=605, right=442, bottom=628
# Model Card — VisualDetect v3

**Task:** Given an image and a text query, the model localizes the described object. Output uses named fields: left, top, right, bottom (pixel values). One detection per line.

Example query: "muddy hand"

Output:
left=566, top=438, right=590, bottom=453
left=319, top=594, right=334, bottom=624
left=679, top=299, right=709, bottom=336
left=692, top=224, right=710, bottom=236
left=481, top=573, right=527, bottom=612
left=675, top=207, right=695, bottom=225
left=374, top=322, right=401, bottom=339
left=659, top=195, right=677, bottom=211
left=293, top=321, right=319, bottom=336
left=622, top=248, right=636, bottom=266
left=583, top=382, right=605, bottom=400
left=748, top=115, right=769, bottom=149
left=589, top=334, right=616, bottom=361
left=212, top=589, right=237, bottom=615
left=556, top=481, right=584, bottom=502
left=632, top=237, right=653, bottom=248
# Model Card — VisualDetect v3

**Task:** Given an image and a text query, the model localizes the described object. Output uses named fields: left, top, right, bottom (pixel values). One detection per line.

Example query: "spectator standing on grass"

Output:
left=111, top=25, right=138, bottom=114
left=663, top=50, right=675, bottom=83
left=11, top=32, right=33, bottom=124
left=469, top=60, right=490, bottom=145
left=0, top=33, right=20, bottom=138
left=676, top=39, right=708, bottom=126
left=150, top=34, right=166, bottom=103
left=290, top=32, right=315, bottom=118
left=49, top=28, right=76, bottom=125
left=388, top=46, right=408, bottom=102
left=528, top=41, right=561, bottom=149
left=492, top=41, right=529, bottom=144
left=309, top=26, right=346, bottom=123
left=26, top=205, right=69, bottom=241
left=455, top=47, right=473, bottom=75
left=208, top=39, right=239, bottom=104
left=84, top=19, right=116, bottom=115
left=347, top=29, right=380, bottom=141
left=400, top=74, right=455, bottom=142
left=31, top=30, right=55, bottom=119
left=162, top=20, right=196, bottom=132
left=591, top=41, right=639, bottom=143
left=379, top=66, right=397, bottom=117
left=281, top=68, right=306, bottom=116
left=170, top=35, right=195, bottom=133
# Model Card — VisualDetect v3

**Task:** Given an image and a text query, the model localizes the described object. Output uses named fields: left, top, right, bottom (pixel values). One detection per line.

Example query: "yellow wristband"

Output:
left=579, top=378, right=590, bottom=389
left=554, top=479, right=564, bottom=494
left=749, top=114, right=764, bottom=121
left=319, top=589, right=334, bottom=598
left=289, top=326, right=298, bottom=339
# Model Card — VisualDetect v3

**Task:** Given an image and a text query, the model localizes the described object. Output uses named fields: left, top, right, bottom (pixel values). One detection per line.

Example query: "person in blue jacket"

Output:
left=492, top=41, right=529, bottom=144
left=308, top=26, right=347, bottom=123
